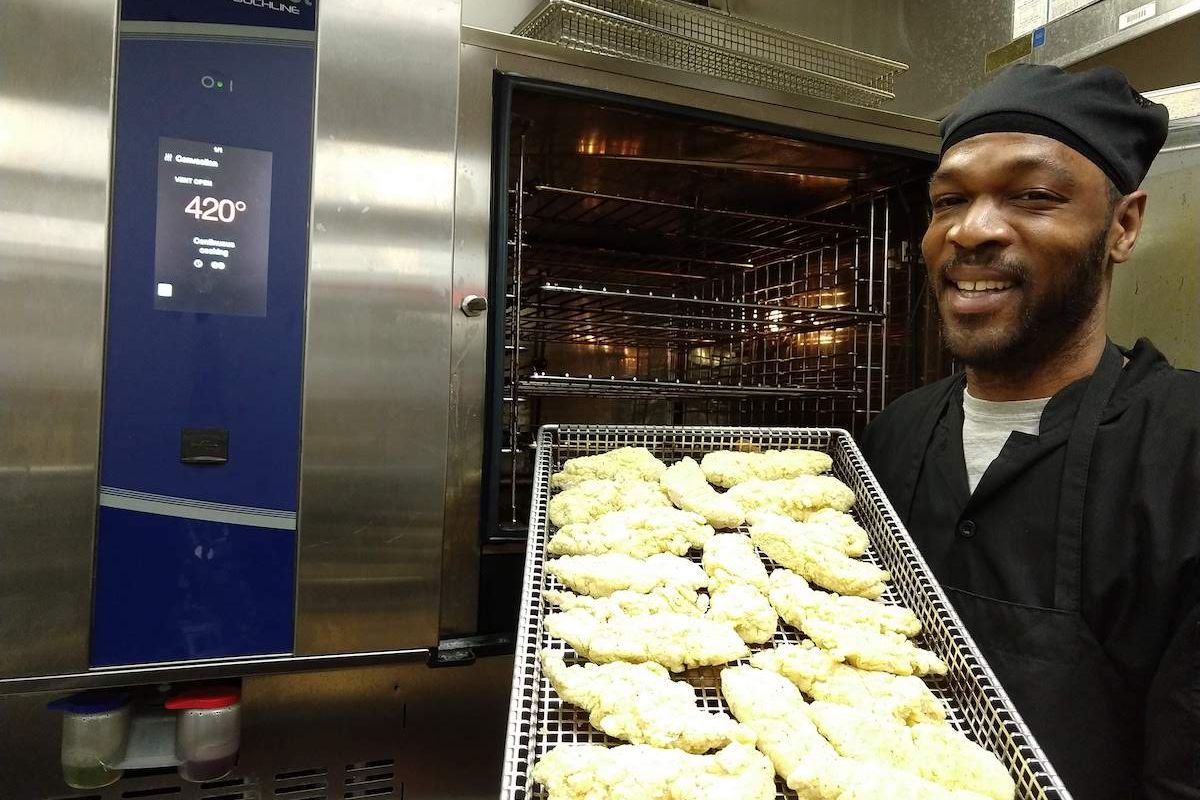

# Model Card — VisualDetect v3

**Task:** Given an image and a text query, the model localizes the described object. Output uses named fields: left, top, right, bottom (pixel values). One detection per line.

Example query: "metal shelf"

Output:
left=524, top=183, right=867, bottom=270
left=538, top=282, right=882, bottom=323
left=514, top=0, right=903, bottom=107
left=519, top=373, right=858, bottom=400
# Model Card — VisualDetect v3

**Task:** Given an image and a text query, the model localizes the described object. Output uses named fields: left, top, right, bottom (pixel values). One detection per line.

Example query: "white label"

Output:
left=156, top=282, right=174, bottom=298
left=1049, top=0, right=1098, bottom=21
left=1013, top=0, right=1049, bottom=38
left=1118, top=1, right=1156, bottom=29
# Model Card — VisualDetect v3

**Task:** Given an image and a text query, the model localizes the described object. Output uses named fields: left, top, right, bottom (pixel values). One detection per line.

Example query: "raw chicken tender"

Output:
left=911, top=722, right=1016, bottom=800
left=726, top=474, right=856, bottom=518
left=806, top=700, right=921, bottom=771
left=548, top=507, right=714, bottom=557
left=746, top=509, right=870, bottom=557
left=550, top=446, right=667, bottom=489
left=800, top=617, right=948, bottom=677
left=547, top=553, right=708, bottom=598
left=661, top=457, right=745, bottom=529
left=750, top=642, right=947, bottom=725
left=531, top=742, right=776, bottom=800
left=544, top=609, right=749, bottom=672
left=702, top=533, right=769, bottom=591
left=804, top=702, right=1013, bottom=800
left=721, top=667, right=987, bottom=800
left=540, top=649, right=754, bottom=754
left=750, top=519, right=890, bottom=599
left=768, top=568, right=921, bottom=637
left=707, top=584, right=777, bottom=644
left=787, top=753, right=993, bottom=800
left=700, top=448, right=833, bottom=487
left=544, top=587, right=709, bottom=618
left=547, top=479, right=671, bottom=527
left=720, top=665, right=838, bottom=777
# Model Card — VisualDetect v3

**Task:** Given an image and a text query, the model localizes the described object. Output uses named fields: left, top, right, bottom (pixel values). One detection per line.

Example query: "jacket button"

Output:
left=958, top=519, right=977, bottom=538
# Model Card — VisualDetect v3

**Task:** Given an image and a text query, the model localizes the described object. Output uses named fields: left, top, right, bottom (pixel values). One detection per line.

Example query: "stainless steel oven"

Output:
left=444, top=27, right=946, bottom=639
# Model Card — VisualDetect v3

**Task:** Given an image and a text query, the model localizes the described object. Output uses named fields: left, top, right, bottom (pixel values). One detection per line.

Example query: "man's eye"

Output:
left=931, top=196, right=963, bottom=209
left=1016, top=190, right=1060, bottom=202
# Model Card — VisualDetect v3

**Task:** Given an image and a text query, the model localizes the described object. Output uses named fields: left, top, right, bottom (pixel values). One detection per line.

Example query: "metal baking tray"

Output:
left=513, top=0, right=900, bottom=108
left=499, top=424, right=1072, bottom=800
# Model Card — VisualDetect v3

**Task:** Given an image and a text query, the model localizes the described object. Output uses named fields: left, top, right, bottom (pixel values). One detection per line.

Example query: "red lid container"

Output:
left=165, top=687, right=240, bottom=711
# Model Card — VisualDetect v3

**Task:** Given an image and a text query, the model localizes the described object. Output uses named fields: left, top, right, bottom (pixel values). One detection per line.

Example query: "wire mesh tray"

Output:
left=499, top=424, right=1072, bottom=800
left=514, top=0, right=901, bottom=108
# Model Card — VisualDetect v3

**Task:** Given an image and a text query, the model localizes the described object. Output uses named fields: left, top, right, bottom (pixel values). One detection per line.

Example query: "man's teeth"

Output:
left=955, top=280, right=1014, bottom=291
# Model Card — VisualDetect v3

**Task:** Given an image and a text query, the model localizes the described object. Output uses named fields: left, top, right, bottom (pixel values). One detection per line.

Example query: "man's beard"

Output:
left=930, top=226, right=1109, bottom=371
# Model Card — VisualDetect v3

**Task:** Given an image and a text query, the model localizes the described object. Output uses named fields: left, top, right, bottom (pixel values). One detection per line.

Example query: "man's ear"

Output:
left=1109, top=191, right=1148, bottom=265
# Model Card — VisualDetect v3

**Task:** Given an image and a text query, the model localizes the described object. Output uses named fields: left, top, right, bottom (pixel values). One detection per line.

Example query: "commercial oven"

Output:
left=449, top=28, right=948, bottom=636
left=1, top=4, right=954, bottom=797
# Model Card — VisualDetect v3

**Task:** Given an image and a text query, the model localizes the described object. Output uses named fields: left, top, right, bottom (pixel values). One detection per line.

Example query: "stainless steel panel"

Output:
left=0, top=657, right=513, bottom=800
left=461, top=28, right=940, bottom=151
left=1041, top=0, right=1200, bottom=74
left=0, top=0, right=116, bottom=678
left=1107, top=119, right=1200, bottom=369
left=0, top=647, right=426, bottom=696
left=726, top=0, right=1198, bottom=117
left=441, top=43, right=495, bottom=638
left=296, top=2, right=462, bottom=654
left=470, top=1, right=1199, bottom=118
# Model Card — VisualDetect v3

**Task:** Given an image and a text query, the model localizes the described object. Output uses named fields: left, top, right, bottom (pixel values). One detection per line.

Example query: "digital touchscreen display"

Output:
left=153, top=136, right=273, bottom=316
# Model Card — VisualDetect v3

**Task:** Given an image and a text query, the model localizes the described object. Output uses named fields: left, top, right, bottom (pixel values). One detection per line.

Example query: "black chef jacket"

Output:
left=860, top=339, right=1200, bottom=800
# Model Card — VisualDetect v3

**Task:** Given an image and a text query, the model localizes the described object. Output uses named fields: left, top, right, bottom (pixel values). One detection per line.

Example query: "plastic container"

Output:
left=165, top=687, right=241, bottom=782
left=47, top=691, right=132, bottom=789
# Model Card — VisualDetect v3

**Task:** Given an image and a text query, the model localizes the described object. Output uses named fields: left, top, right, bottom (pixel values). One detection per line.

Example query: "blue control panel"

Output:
left=92, top=5, right=316, bottom=666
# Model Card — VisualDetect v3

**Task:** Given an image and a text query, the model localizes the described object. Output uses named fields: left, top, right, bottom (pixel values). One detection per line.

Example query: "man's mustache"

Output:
left=935, top=253, right=1029, bottom=284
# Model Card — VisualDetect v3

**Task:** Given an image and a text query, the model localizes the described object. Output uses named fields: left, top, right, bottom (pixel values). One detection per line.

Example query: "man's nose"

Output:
left=946, top=199, right=1013, bottom=252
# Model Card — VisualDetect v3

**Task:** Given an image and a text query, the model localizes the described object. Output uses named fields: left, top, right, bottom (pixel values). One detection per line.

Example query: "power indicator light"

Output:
left=217, top=82, right=224, bottom=88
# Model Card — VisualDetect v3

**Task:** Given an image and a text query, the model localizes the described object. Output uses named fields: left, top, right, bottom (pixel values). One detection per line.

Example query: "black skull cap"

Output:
left=940, top=63, right=1169, bottom=194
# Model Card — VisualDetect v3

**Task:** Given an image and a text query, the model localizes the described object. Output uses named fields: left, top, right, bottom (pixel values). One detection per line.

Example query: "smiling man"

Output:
left=861, top=64, right=1199, bottom=798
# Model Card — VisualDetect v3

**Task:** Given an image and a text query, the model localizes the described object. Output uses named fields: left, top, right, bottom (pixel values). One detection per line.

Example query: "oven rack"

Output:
left=498, top=424, right=1072, bottom=800
left=520, top=373, right=859, bottom=400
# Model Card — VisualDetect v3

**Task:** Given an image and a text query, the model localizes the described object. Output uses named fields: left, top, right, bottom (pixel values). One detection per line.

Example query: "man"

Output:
left=861, top=64, right=1199, bottom=799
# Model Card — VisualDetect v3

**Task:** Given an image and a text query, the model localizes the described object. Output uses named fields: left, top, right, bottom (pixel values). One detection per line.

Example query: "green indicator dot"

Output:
left=217, top=81, right=224, bottom=88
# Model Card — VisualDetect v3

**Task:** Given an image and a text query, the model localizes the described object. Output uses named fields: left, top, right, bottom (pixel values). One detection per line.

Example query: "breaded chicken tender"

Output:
left=768, top=568, right=921, bottom=637
left=702, top=533, right=769, bottom=591
left=531, top=742, right=776, bottom=800
left=540, top=649, right=754, bottom=754
left=544, top=609, right=749, bottom=672
left=804, top=702, right=1014, bottom=800
left=726, top=474, right=856, bottom=519
left=550, top=446, right=667, bottom=489
left=546, top=553, right=708, bottom=598
left=750, top=519, right=890, bottom=599
left=786, top=753, right=993, bottom=800
left=911, top=722, right=1016, bottom=800
left=806, top=700, right=921, bottom=771
left=700, top=449, right=833, bottom=487
left=720, top=665, right=838, bottom=778
left=800, top=617, right=948, bottom=677
left=661, top=457, right=745, bottom=529
left=746, top=509, right=870, bottom=557
left=720, top=667, right=988, bottom=800
left=548, top=507, right=714, bottom=557
left=544, top=587, right=709, bottom=618
left=750, top=642, right=947, bottom=725
left=547, top=479, right=671, bottom=527
left=707, top=584, right=778, bottom=644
